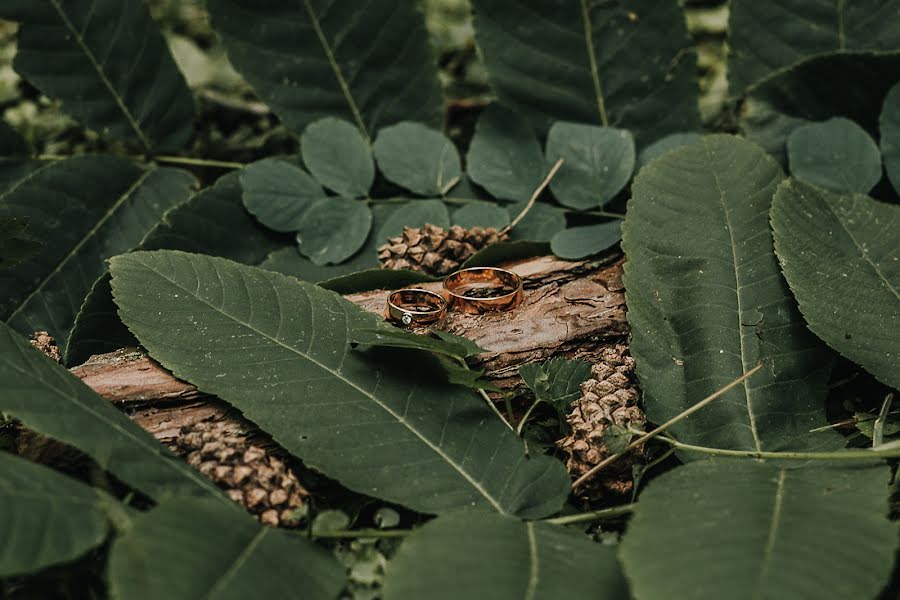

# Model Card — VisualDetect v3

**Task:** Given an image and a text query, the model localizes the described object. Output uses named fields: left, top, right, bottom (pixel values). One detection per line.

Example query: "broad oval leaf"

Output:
left=65, top=171, right=287, bottom=366
left=0, top=322, right=224, bottom=500
left=109, top=251, right=570, bottom=518
left=471, top=0, right=699, bottom=145
left=879, top=80, right=900, bottom=195
left=296, top=198, right=373, bottom=265
left=0, top=0, right=194, bottom=152
left=0, top=157, right=196, bottom=353
left=771, top=180, right=900, bottom=390
left=466, top=106, right=545, bottom=202
left=787, top=118, right=882, bottom=194
left=382, top=511, right=628, bottom=600
left=507, top=202, right=567, bottom=243
left=728, top=0, right=900, bottom=94
left=0, top=452, right=115, bottom=577
left=620, top=460, right=897, bottom=600
left=301, top=118, right=374, bottom=197
left=374, top=122, right=461, bottom=196
left=206, top=0, right=442, bottom=138
left=451, top=203, right=510, bottom=230
left=547, top=123, right=634, bottom=210
left=622, top=135, right=840, bottom=453
left=636, top=132, right=702, bottom=171
left=108, top=497, right=345, bottom=600
left=375, top=199, right=450, bottom=242
left=550, top=221, right=621, bottom=261
left=240, top=158, right=325, bottom=232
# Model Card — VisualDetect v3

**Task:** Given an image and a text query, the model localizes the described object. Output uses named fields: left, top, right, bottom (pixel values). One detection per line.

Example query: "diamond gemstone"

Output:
left=401, top=313, right=413, bottom=325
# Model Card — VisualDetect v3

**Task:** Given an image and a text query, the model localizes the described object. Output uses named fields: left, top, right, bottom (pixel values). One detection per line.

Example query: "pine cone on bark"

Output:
left=557, top=344, right=646, bottom=500
left=170, top=420, right=308, bottom=527
left=377, top=224, right=507, bottom=276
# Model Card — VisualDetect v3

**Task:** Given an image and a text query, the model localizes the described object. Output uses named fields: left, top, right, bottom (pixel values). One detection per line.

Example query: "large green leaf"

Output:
left=295, top=197, right=372, bottom=265
left=619, top=460, right=897, bottom=600
left=65, top=171, right=286, bottom=366
left=373, top=122, right=461, bottom=196
left=622, top=135, right=840, bottom=453
left=471, top=0, right=699, bottom=146
left=771, top=180, right=900, bottom=390
left=880, top=80, right=900, bottom=195
left=786, top=117, right=882, bottom=194
left=301, top=118, right=374, bottom=197
left=728, top=0, right=900, bottom=94
left=550, top=221, right=622, bottom=260
left=108, top=497, right=344, bottom=600
left=110, top=251, right=570, bottom=518
left=0, top=216, right=41, bottom=269
left=206, top=0, right=443, bottom=138
left=0, top=0, right=194, bottom=152
left=382, top=511, right=628, bottom=600
left=0, top=452, right=117, bottom=577
left=0, top=157, right=195, bottom=353
left=740, top=52, right=900, bottom=165
left=0, top=321, right=223, bottom=500
left=240, top=158, right=326, bottom=233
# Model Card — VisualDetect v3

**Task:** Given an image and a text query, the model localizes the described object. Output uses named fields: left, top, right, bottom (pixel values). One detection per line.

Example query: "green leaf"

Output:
left=382, top=511, right=628, bottom=600
left=636, top=132, right=703, bottom=171
left=461, top=241, right=550, bottom=269
left=622, top=135, right=841, bottom=453
left=771, top=180, right=900, bottom=390
left=0, top=321, right=224, bottom=500
left=108, top=497, right=344, bottom=600
left=546, top=123, right=634, bottom=210
left=374, top=122, right=461, bottom=196
left=787, top=118, right=882, bottom=194
left=0, top=120, right=29, bottom=157
left=519, top=358, right=591, bottom=412
left=375, top=200, right=450, bottom=242
left=728, top=0, right=900, bottom=94
left=0, top=157, right=196, bottom=352
left=550, top=222, right=622, bottom=260
left=450, top=203, right=510, bottom=230
left=65, top=171, right=285, bottom=366
left=319, top=269, right=438, bottom=295
left=240, top=158, right=326, bottom=233
left=352, top=326, right=486, bottom=361
left=620, top=460, right=897, bottom=600
left=0, top=452, right=115, bottom=577
left=110, top=251, right=570, bottom=518
left=879, top=80, right=900, bottom=195
left=465, top=106, right=545, bottom=202
left=206, top=0, right=442, bottom=138
left=296, top=198, right=372, bottom=265
left=301, top=118, right=374, bottom=197
left=0, top=216, right=41, bottom=269
left=471, top=0, right=699, bottom=145
left=507, top=203, right=567, bottom=243
left=0, top=0, right=194, bottom=152
left=740, top=52, right=900, bottom=165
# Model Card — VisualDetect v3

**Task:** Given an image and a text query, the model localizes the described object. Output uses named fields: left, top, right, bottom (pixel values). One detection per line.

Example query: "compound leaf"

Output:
left=110, top=251, right=570, bottom=518
left=771, top=179, right=900, bottom=390
left=620, top=460, right=897, bottom=600
left=622, top=135, right=840, bottom=453
left=0, top=0, right=194, bottom=152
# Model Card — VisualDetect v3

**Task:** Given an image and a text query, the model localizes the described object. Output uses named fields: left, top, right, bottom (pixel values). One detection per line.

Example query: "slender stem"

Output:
left=873, top=393, right=895, bottom=448
left=656, top=434, right=900, bottom=461
left=571, top=363, right=764, bottom=490
left=154, top=155, right=245, bottom=169
left=479, top=388, right=514, bottom=432
left=544, top=503, right=635, bottom=525
left=582, top=209, right=626, bottom=220
left=310, top=528, right=411, bottom=539
left=516, top=398, right=543, bottom=436
left=502, top=158, right=564, bottom=235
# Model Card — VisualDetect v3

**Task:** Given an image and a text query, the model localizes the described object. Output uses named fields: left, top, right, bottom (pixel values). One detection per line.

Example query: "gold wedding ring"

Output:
left=386, top=288, right=447, bottom=327
left=442, top=267, right=524, bottom=314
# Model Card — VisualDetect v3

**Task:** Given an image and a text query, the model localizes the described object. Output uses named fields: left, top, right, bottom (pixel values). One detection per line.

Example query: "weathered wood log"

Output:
left=68, top=254, right=629, bottom=440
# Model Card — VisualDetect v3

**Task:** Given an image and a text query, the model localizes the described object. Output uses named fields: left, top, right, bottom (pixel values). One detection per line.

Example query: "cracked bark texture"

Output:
left=66, top=254, right=629, bottom=440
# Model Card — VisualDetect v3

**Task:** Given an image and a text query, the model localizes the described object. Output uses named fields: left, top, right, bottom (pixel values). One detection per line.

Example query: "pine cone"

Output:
left=169, top=420, right=308, bottom=527
left=377, top=224, right=507, bottom=276
left=557, top=344, right=646, bottom=500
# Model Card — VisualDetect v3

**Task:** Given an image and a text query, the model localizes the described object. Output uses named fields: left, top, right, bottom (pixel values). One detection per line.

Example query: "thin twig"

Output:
left=873, top=393, right=895, bottom=448
left=515, top=397, right=543, bottom=436
left=544, top=503, right=635, bottom=525
left=571, top=363, right=764, bottom=490
left=309, top=528, right=411, bottom=539
left=501, top=158, right=564, bottom=235
left=479, top=387, right=514, bottom=432
left=656, top=433, right=900, bottom=461
left=154, top=155, right=245, bottom=169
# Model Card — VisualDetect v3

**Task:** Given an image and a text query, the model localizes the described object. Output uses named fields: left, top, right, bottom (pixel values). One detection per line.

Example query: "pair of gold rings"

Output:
left=385, top=267, right=524, bottom=327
